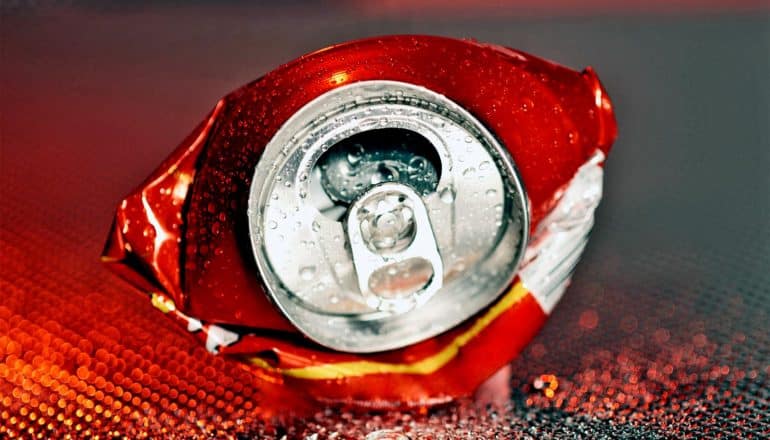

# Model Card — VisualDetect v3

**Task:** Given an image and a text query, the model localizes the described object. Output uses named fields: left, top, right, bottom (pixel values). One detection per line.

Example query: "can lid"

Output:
left=248, top=81, right=528, bottom=353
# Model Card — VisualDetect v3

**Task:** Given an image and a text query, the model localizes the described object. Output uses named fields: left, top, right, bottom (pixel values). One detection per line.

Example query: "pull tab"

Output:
left=346, top=182, right=443, bottom=313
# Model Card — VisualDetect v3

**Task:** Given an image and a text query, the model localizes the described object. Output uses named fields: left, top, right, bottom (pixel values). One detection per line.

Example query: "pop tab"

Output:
left=248, top=81, right=528, bottom=353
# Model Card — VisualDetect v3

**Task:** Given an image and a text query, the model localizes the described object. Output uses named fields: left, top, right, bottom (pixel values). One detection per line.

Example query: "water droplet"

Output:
left=462, top=167, right=475, bottom=176
left=486, top=188, right=497, bottom=197
left=268, top=220, right=278, bottom=230
left=299, top=266, right=316, bottom=281
left=439, top=185, right=456, bottom=203
left=312, top=221, right=321, bottom=232
left=347, top=143, right=364, bottom=166
left=568, top=130, right=579, bottom=145
left=479, top=161, right=491, bottom=171
left=408, top=156, right=427, bottom=174
left=370, top=164, right=399, bottom=185
left=464, top=136, right=472, bottom=143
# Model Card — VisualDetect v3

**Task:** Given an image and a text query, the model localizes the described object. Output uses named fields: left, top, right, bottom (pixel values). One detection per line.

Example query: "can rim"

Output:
left=247, top=80, right=530, bottom=353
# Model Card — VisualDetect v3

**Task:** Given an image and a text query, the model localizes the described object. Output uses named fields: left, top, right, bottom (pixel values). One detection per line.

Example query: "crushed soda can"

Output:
left=102, top=35, right=617, bottom=408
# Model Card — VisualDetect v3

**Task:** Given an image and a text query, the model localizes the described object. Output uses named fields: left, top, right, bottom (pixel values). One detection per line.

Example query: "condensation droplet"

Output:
left=439, top=185, right=456, bottom=204
left=347, top=143, right=364, bottom=166
left=568, top=130, right=579, bottom=145
left=299, top=266, right=316, bottom=281
left=268, top=220, right=278, bottom=230
left=408, top=156, right=427, bottom=174
left=521, top=97, right=535, bottom=112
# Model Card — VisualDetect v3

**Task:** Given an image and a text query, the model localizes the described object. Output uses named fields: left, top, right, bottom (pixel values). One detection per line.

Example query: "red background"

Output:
left=1, top=2, right=768, bottom=438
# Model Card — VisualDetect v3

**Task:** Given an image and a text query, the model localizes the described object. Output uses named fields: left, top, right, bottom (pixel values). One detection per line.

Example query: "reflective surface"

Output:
left=248, top=80, right=529, bottom=352
left=93, top=34, right=608, bottom=407
left=1, top=4, right=768, bottom=438
left=315, top=128, right=441, bottom=207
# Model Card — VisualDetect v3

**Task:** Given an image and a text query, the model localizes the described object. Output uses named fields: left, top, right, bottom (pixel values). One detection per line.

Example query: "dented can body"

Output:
left=103, top=35, right=617, bottom=407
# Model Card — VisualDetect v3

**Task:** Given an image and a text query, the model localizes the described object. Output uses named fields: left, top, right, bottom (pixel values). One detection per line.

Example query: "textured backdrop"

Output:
left=1, top=3, right=769, bottom=438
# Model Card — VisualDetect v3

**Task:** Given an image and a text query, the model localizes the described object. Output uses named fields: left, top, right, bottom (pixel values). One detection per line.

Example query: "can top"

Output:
left=248, top=81, right=528, bottom=353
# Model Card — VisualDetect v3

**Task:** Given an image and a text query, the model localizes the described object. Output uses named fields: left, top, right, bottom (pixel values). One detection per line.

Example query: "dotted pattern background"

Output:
left=1, top=4, right=769, bottom=438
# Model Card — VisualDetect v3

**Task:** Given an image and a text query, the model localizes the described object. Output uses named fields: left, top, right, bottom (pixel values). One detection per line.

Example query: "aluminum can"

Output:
left=103, top=35, right=617, bottom=407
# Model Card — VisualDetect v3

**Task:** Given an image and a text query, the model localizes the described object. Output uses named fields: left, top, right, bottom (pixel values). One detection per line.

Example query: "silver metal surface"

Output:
left=346, top=182, right=444, bottom=313
left=247, top=80, right=529, bottom=353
